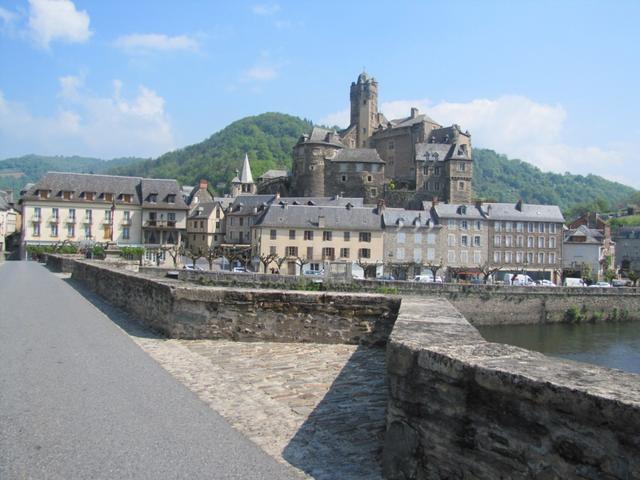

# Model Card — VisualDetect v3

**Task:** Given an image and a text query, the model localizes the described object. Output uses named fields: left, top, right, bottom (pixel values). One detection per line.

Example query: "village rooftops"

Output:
left=382, top=208, right=437, bottom=229
left=254, top=204, right=383, bottom=231
left=429, top=201, right=564, bottom=223
left=564, top=225, right=606, bottom=244
left=332, top=149, right=384, bottom=164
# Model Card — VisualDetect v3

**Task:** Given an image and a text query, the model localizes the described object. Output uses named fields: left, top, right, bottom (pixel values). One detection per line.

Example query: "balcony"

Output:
left=144, top=220, right=178, bottom=228
left=65, top=216, right=76, bottom=224
left=31, top=215, right=41, bottom=223
left=82, top=217, right=93, bottom=224
left=121, top=218, right=132, bottom=226
left=48, top=216, right=60, bottom=224
left=102, top=217, right=113, bottom=225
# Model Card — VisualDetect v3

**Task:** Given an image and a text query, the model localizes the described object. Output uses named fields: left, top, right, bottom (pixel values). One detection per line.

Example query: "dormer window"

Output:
left=82, top=192, right=95, bottom=201
left=62, top=191, right=73, bottom=200
left=104, top=193, right=113, bottom=202
left=38, top=190, right=50, bottom=199
left=167, top=194, right=176, bottom=204
left=148, top=194, right=158, bottom=203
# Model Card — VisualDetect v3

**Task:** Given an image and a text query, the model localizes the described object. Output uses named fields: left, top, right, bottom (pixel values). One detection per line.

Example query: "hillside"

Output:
left=108, top=113, right=313, bottom=190
left=0, top=154, right=145, bottom=194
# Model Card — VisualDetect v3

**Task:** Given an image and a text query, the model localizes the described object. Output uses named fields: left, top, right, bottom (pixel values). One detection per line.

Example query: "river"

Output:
left=478, top=321, right=640, bottom=374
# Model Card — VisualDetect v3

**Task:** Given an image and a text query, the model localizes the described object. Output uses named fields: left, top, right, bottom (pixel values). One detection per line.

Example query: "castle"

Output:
left=289, top=72, right=474, bottom=206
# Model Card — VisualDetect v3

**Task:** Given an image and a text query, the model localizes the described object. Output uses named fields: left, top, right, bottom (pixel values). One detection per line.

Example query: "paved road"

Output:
left=0, top=261, right=298, bottom=480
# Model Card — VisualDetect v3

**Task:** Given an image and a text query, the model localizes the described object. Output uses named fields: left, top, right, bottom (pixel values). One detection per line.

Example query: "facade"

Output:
left=563, top=225, right=611, bottom=281
left=614, top=227, right=640, bottom=273
left=230, top=154, right=258, bottom=197
left=486, top=201, right=564, bottom=283
left=20, top=172, right=187, bottom=258
left=186, top=201, right=227, bottom=252
left=0, top=190, right=19, bottom=254
left=252, top=203, right=384, bottom=275
left=290, top=72, right=473, bottom=205
left=430, top=202, right=489, bottom=279
left=381, top=207, right=443, bottom=279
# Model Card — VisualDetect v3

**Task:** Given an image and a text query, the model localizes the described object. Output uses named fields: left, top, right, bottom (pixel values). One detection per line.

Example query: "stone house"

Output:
left=563, top=225, right=611, bottom=281
left=252, top=202, right=384, bottom=276
left=186, top=201, right=227, bottom=252
left=381, top=207, right=443, bottom=280
left=614, top=227, right=640, bottom=274
left=0, top=190, right=19, bottom=255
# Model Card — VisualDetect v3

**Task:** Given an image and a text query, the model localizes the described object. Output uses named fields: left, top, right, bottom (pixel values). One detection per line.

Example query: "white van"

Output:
left=563, top=277, right=586, bottom=287
left=512, top=274, right=535, bottom=286
left=413, top=274, right=443, bottom=283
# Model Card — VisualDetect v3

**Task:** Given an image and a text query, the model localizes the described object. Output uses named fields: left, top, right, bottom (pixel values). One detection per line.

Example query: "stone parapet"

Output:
left=383, top=297, right=640, bottom=480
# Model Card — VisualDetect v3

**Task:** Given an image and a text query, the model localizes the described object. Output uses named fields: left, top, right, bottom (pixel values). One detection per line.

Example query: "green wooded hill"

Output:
left=108, top=112, right=313, bottom=189
left=0, top=154, right=146, bottom=194
left=2, top=112, right=636, bottom=217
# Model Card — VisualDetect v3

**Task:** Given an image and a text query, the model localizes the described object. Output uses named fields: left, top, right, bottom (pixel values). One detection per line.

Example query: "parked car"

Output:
left=563, top=277, right=586, bottom=287
left=303, top=269, right=323, bottom=276
left=537, top=279, right=557, bottom=287
left=377, top=274, right=396, bottom=281
left=612, top=279, right=632, bottom=287
left=232, top=266, right=248, bottom=273
left=589, top=281, right=612, bottom=288
left=183, top=265, right=204, bottom=271
left=413, top=274, right=443, bottom=283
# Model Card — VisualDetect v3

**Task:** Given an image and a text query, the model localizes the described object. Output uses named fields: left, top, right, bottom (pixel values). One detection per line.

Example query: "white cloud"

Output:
left=0, top=6, right=17, bottom=24
left=28, top=0, right=92, bottom=48
left=0, top=77, right=174, bottom=158
left=113, top=33, right=199, bottom=54
left=251, top=3, right=280, bottom=16
left=320, top=95, right=638, bottom=186
left=244, top=66, right=278, bottom=81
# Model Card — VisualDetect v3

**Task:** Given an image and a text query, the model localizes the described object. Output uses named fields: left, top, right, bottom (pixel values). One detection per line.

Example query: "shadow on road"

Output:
left=62, top=276, right=164, bottom=340
left=282, top=345, right=388, bottom=480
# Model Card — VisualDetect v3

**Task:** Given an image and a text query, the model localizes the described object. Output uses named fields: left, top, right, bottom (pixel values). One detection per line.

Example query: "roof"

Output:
left=415, top=143, right=452, bottom=162
left=431, top=203, right=487, bottom=220
left=332, top=149, right=384, bottom=164
left=279, top=196, right=364, bottom=207
left=564, top=225, right=605, bottom=244
left=258, top=170, right=288, bottom=181
left=299, top=127, right=344, bottom=147
left=382, top=208, right=436, bottom=229
left=484, top=202, right=565, bottom=223
left=227, top=194, right=276, bottom=215
left=188, top=202, right=218, bottom=219
left=239, top=154, right=254, bottom=184
left=388, top=113, right=437, bottom=129
left=255, top=204, right=383, bottom=231
left=140, top=178, right=188, bottom=210
left=616, top=227, right=640, bottom=240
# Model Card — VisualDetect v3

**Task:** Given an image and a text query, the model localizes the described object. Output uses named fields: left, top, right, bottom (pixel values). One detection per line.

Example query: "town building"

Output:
left=381, top=207, right=443, bottom=280
left=563, top=225, right=612, bottom=281
left=486, top=201, right=564, bottom=283
left=252, top=202, right=384, bottom=276
left=20, top=172, right=188, bottom=260
left=289, top=72, right=473, bottom=206
left=614, top=227, right=640, bottom=274
left=0, top=190, right=19, bottom=256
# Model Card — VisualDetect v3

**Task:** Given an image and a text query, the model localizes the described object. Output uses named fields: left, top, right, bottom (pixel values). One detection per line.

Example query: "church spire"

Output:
left=239, top=153, right=254, bottom=184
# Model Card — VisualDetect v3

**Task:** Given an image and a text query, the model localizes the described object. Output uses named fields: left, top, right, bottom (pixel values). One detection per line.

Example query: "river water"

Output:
left=478, top=321, right=640, bottom=374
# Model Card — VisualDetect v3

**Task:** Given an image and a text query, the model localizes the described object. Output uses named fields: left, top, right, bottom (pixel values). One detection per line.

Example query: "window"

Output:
left=367, top=176, right=372, bottom=182
left=84, top=225, right=91, bottom=238
left=516, top=235, right=523, bottom=247
left=528, top=236, right=534, bottom=248
left=51, top=223, right=58, bottom=237
left=516, top=252, right=523, bottom=263
left=239, top=218, right=244, bottom=227
left=549, top=253, right=556, bottom=264
left=457, top=162, right=466, bottom=171
left=344, top=231, right=351, bottom=241
left=322, top=247, right=335, bottom=259
left=33, top=223, right=40, bottom=237
left=493, top=236, right=501, bottom=247
left=323, top=231, right=332, bottom=241
left=123, top=227, right=130, bottom=239
left=270, top=246, right=277, bottom=255
left=39, top=190, right=49, bottom=199
left=124, top=210, right=130, bottom=221
left=388, top=141, right=395, bottom=150
left=527, top=252, right=534, bottom=264
left=414, top=248, right=422, bottom=262
left=62, top=190, right=72, bottom=200
left=427, top=233, right=436, bottom=245
left=505, top=222, right=513, bottom=232
left=549, top=237, right=556, bottom=248
left=448, top=234, right=456, bottom=247
left=460, top=251, right=469, bottom=264
left=448, top=219, right=456, bottom=229
left=68, top=208, right=76, bottom=220
left=105, top=210, right=112, bottom=223
left=289, top=230, right=296, bottom=240
left=359, top=248, right=371, bottom=259
left=396, top=248, right=405, bottom=260
left=304, top=230, right=314, bottom=241
left=67, top=224, right=74, bottom=237
left=215, top=220, right=220, bottom=230
left=414, top=233, right=422, bottom=244
left=286, top=246, right=298, bottom=256
left=493, top=251, right=501, bottom=263
left=474, top=236, right=481, bottom=247
left=359, top=232, right=371, bottom=242
left=397, top=232, right=406, bottom=244
left=538, top=252, right=545, bottom=264
left=475, top=221, right=482, bottom=230
left=447, top=250, right=455, bottom=263
left=458, top=181, right=465, bottom=190
left=474, top=251, right=482, bottom=264
left=167, top=194, right=176, bottom=204
left=104, top=193, right=113, bottom=202
left=538, top=223, right=545, bottom=233
left=528, top=222, right=534, bottom=233
left=550, top=223, right=557, bottom=234
left=148, top=194, right=157, bottom=203
left=494, top=221, right=501, bottom=232
left=426, top=248, right=435, bottom=260
left=33, top=207, right=41, bottom=220
left=505, top=251, right=513, bottom=263
left=341, top=175, right=347, bottom=182
left=307, top=247, right=314, bottom=259
left=85, top=209, right=92, bottom=221
left=270, top=229, right=277, bottom=240
left=461, top=235, right=468, bottom=247
left=434, top=167, right=441, bottom=176
left=461, top=220, right=468, bottom=230
left=340, top=248, right=350, bottom=258
left=538, top=237, right=545, bottom=248
left=52, top=207, right=59, bottom=220
left=505, top=235, right=512, bottom=247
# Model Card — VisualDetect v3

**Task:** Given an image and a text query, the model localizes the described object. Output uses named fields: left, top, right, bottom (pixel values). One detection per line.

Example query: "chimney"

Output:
left=410, top=107, right=419, bottom=118
left=376, top=198, right=386, bottom=214
left=475, top=199, right=483, bottom=209
left=432, top=196, right=439, bottom=208
left=516, top=199, right=523, bottom=212
left=199, top=179, right=208, bottom=190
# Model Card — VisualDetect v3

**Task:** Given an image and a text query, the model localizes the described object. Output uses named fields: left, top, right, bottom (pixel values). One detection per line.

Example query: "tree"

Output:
left=627, top=270, right=639, bottom=287
left=273, top=254, right=288, bottom=274
left=204, top=245, right=223, bottom=270
left=186, top=247, right=203, bottom=268
left=293, top=254, right=310, bottom=275
left=604, top=268, right=617, bottom=283
left=356, top=256, right=380, bottom=279
left=258, top=252, right=278, bottom=273
left=162, top=242, right=184, bottom=268
left=423, top=259, right=444, bottom=280
left=478, top=260, right=501, bottom=284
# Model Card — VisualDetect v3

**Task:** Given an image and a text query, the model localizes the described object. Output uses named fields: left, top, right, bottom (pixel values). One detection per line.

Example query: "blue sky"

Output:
left=0, top=0, right=639, bottom=186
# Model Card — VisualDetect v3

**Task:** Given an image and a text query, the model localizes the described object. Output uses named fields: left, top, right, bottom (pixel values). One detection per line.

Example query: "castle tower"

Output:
left=350, top=72, right=379, bottom=148
left=230, top=153, right=257, bottom=196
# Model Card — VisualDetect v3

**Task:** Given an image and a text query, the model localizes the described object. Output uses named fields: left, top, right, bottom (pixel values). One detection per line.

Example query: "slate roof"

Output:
left=415, top=143, right=452, bottom=162
left=382, top=208, right=436, bottom=228
left=616, top=227, right=640, bottom=240
left=258, top=169, right=289, bottom=181
left=255, top=204, right=383, bottom=231
left=22, top=172, right=188, bottom=210
left=282, top=196, right=364, bottom=207
left=188, top=202, right=218, bottom=220
left=484, top=202, right=565, bottom=223
left=431, top=203, right=488, bottom=220
left=301, top=127, right=344, bottom=147
left=239, top=154, right=254, bottom=183
left=564, top=225, right=605, bottom=244
left=227, top=194, right=276, bottom=215
left=388, top=113, right=437, bottom=129
left=332, top=149, right=384, bottom=164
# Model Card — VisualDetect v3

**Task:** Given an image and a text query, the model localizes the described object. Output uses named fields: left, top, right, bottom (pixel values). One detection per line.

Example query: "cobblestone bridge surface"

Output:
left=67, top=274, right=388, bottom=479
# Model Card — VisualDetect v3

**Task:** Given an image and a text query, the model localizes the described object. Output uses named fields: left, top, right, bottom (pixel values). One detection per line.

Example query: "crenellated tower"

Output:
left=349, top=72, right=380, bottom=148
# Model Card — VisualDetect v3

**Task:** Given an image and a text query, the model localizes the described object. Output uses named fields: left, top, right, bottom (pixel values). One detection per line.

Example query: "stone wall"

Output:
left=71, top=259, right=400, bottom=345
left=383, top=297, right=640, bottom=480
